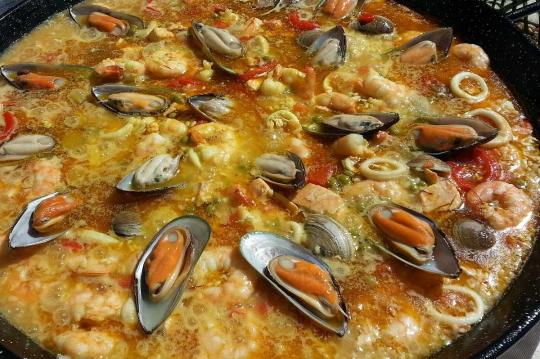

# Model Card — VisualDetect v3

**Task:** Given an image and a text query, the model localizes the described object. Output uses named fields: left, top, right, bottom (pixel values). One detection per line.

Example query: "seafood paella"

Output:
left=0, top=0, right=538, bottom=357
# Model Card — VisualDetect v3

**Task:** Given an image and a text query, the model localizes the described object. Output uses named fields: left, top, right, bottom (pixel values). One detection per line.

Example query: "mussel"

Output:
left=0, top=134, right=55, bottom=162
left=302, top=26, right=347, bottom=68
left=367, top=203, right=461, bottom=277
left=254, top=152, right=306, bottom=189
left=391, top=28, right=453, bottom=65
left=305, top=214, right=354, bottom=260
left=304, top=113, right=399, bottom=138
left=411, top=117, right=498, bottom=156
left=117, top=154, right=183, bottom=193
left=240, top=231, right=349, bottom=336
left=69, top=4, right=144, bottom=36
left=188, top=94, right=233, bottom=121
left=407, top=153, right=451, bottom=184
left=350, top=14, right=394, bottom=34
left=452, top=218, right=496, bottom=250
left=134, top=215, right=211, bottom=333
left=92, top=84, right=170, bottom=116
left=9, top=192, right=76, bottom=248
left=1, top=63, right=93, bottom=91
left=189, top=22, right=244, bottom=75
left=112, top=210, right=143, bottom=237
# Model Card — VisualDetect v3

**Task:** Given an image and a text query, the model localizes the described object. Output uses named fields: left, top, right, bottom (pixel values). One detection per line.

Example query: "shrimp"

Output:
left=68, top=284, right=125, bottom=322
left=315, top=92, right=356, bottom=113
left=355, top=67, right=430, bottom=111
left=191, top=246, right=256, bottom=304
left=451, top=44, right=490, bottom=70
left=25, top=157, right=63, bottom=199
left=135, top=133, right=171, bottom=158
left=466, top=181, right=532, bottom=229
left=145, top=50, right=188, bottom=79
left=54, top=329, right=117, bottom=359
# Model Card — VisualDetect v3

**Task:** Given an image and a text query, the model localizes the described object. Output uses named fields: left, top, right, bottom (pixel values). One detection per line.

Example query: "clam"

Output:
left=391, top=28, right=453, bottom=65
left=112, top=210, right=143, bottom=237
left=297, top=29, right=324, bottom=49
left=368, top=203, right=461, bottom=277
left=9, top=192, right=75, bottom=248
left=452, top=218, right=496, bottom=250
left=188, top=94, right=233, bottom=121
left=1, top=63, right=93, bottom=91
left=117, top=154, right=183, bottom=193
left=69, top=4, right=144, bottom=36
left=407, top=153, right=451, bottom=184
left=240, top=231, right=349, bottom=336
left=134, top=215, right=211, bottom=333
left=304, top=113, right=399, bottom=138
left=189, top=22, right=244, bottom=75
left=255, top=152, right=306, bottom=189
left=92, top=84, right=170, bottom=116
left=350, top=14, right=394, bottom=34
left=411, top=117, right=498, bottom=156
left=0, top=134, right=55, bottom=162
left=305, top=214, right=354, bottom=260
left=303, top=26, right=347, bottom=67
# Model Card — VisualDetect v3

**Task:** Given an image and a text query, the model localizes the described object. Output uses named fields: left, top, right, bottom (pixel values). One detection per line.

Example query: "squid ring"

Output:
left=426, top=284, right=485, bottom=326
left=465, top=108, right=513, bottom=148
left=450, top=71, right=489, bottom=103
left=359, top=157, right=408, bottom=181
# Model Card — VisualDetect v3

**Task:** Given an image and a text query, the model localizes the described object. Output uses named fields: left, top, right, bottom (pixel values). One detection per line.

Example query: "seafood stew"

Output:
left=0, top=0, right=539, bottom=358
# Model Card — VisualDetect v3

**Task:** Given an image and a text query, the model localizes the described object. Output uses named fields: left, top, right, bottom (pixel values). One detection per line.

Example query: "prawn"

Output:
left=25, top=157, right=63, bottom=199
left=466, top=181, right=532, bottom=229
left=355, top=67, right=430, bottom=112
left=451, top=44, right=490, bottom=70
left=54, top=329, right=117, bottom=359
left=191, top=246, right=257, bottom=304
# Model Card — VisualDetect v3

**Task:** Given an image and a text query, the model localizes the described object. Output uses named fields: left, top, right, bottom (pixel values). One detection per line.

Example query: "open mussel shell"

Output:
left=188, top=94, right=232, bottom=121
left=411, top=117, right=498, bottom=157
left=92, top=84, right=170, bottom=116
left=1, top=63, right=93, bottom=91
left=189, top=22, right=243, bottom=75
left=304, top=113, right=399, bottom=138
left=255, top=151, right=306, bottom=189
left=407, top=153, right=451, bottom=183
left=240, top=231, right=349, bottom=336
left=134, top=215, right=211, bottom=333
left=367, top=203, right=461, bottom=278
left=306, top=26, right=347, bottom=67
left=350, top=15, right=394, bottom=35
left=117, top=154, right=183, bottom=194
left=69, top=4, right=144, bottom=36
left=305, top=214, right=354, bottom=261
left=8, top=192, right=68, bottom=248
left=391, top=28, right=453, bottom=63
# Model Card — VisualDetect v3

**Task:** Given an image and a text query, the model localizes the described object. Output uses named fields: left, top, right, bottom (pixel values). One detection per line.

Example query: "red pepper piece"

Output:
left=167, top=75, right=204, bottom=88
left=0, top=112, right=18, bottom=145
left=358, top=12, right=375, bottom=24
left=61, top=239, right=84, bottom=252
left=288, top=11, right=319, bottom=31
left=238, top=61, right=278, bottom=82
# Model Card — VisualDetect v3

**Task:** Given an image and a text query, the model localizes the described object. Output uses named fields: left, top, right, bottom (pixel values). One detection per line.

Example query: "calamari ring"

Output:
left=465, top=108, right=512, bottom=148
left=450, top=71, right=489, bottom=103
left=426, top=284, right=485, bottom=326
left=359, top=157, right=408, bottom=181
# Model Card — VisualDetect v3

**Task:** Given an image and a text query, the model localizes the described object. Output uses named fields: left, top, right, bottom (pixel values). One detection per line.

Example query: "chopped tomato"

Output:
left=1, top=101, right=16, bottom=106
left=254, top=301, right=272, bottom=316
left=307, top=164, right=337, bottom=187
left=238, top=61, right=277, bottom=82
left=144, top=0, right=163, bottom=17
left=358, top=12, right=375, bottom=24
left=213, top=4, right=228, bottom=12
left=167, top=75, right=204, bottom=88
left=213, top=20, right=229, bottom=28
left=228, top=210, right=241, bottom=224
left=448, top=148, right=501, bottom=193
left=230, top=185, right=255, bottom=206
left=61, top=239, right=84, bottom=252
left=288, top=11, right=319, bottom=31
left=0, top=112, right=18, bottom=144
left=292, top=102, right=310, bottom=116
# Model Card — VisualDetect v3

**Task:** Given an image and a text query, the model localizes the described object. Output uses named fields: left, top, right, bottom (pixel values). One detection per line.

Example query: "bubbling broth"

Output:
left=0, top=0, right=539, bottom=358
